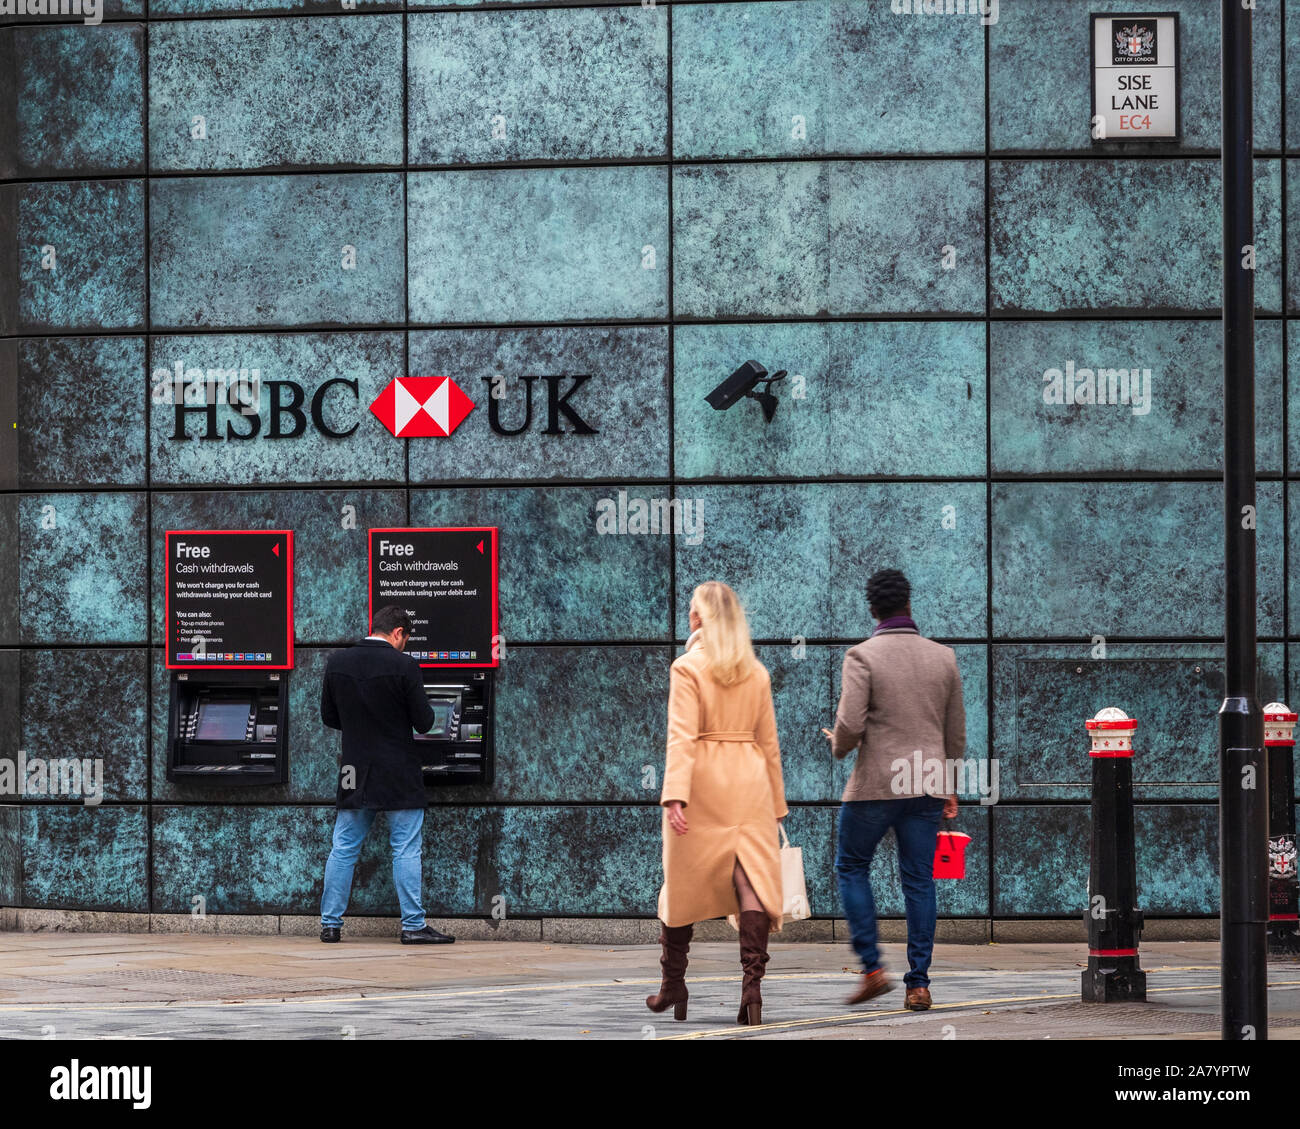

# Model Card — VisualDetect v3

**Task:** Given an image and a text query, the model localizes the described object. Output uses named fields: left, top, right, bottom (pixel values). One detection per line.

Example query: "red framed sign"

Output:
left=368, top=527, right=499, bottom=669
left=164, top=529, right=294, bottom=670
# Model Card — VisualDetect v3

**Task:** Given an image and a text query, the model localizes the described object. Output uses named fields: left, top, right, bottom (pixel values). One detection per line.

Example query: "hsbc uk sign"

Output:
left=160, top=367, right=597, bottom=442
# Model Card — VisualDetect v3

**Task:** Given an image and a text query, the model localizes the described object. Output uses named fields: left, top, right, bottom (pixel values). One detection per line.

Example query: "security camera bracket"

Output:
left=747, top=369, right=787, bottom=423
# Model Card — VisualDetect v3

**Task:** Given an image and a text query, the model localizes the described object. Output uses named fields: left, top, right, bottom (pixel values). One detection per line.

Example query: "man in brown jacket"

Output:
left=823, top=569, right=964, bottom=1011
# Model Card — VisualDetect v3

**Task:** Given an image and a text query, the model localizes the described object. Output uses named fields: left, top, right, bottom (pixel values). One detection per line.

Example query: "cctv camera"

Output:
left=704, top=361, right=787, bottom=423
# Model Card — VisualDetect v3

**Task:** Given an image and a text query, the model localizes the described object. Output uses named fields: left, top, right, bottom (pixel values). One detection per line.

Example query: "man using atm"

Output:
left=318, top=605, right=455, bottom=945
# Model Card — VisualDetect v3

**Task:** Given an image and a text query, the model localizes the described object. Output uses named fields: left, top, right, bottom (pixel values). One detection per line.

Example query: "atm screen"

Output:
left=195, top=701, right=253, bottom=742
left=414, top=694, right=460, bottom=742
left=429, top=702, right=457, bottom=738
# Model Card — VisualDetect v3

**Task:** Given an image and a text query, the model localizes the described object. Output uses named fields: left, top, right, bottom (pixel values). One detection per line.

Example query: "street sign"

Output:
left=1091, top=12, right=1180, bottom=142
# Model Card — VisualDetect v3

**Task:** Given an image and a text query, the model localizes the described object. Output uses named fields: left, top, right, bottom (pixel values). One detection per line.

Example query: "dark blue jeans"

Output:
left=835, top=796, right=945, bottom=988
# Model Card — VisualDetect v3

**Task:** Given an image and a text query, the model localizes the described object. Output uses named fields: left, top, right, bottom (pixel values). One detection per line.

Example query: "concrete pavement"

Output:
left=2, top=932, right=1299, bottom=1039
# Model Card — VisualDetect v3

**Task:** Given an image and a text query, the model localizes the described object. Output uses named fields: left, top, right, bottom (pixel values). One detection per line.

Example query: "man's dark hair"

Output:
left=371, top=605, right=412, bottom=636
left=866, top=569, right=911, bottom=619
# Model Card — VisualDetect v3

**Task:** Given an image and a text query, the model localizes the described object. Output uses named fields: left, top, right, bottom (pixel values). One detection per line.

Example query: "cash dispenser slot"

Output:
left=416, top=671, right=494, bottom=787
left=168, top=669, right=288, bottom=785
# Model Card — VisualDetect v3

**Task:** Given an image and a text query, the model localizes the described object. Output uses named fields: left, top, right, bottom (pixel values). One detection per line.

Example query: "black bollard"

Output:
left=1081, top=708, right=1146, bottom=1003
left=1265, top=704, right=1299, bottom=957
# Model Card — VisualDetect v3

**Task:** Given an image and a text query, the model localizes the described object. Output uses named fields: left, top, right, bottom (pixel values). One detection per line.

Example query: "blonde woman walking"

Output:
left=646, top=581, right=788, bottom=1026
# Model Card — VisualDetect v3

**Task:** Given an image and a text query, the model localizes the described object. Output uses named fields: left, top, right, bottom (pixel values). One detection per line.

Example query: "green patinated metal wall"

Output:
left=1, top=0, right=1298, bottom=921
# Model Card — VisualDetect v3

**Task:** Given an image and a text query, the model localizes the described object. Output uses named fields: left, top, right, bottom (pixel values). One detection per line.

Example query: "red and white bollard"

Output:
left=1081, top=707, right=1146, bottom=1002
left=1265, top=702, right=1299, bottom=955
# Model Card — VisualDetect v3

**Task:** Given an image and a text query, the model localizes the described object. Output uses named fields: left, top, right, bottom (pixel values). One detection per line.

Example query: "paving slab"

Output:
left=0, top=936, right=1296, bottom=1040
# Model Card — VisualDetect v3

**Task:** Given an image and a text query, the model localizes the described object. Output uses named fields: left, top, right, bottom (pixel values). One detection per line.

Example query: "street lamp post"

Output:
left=1218, top=0, right=1267, bottom=1041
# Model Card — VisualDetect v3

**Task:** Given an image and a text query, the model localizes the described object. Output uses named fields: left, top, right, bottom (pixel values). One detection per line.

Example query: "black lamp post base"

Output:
left=1081, top=962, right=1147, bottom=1003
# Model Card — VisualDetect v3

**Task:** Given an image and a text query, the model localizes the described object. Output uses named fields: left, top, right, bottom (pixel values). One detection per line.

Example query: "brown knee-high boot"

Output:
left=737, top=910, right=771, bottom=1025
left=645, top=923, right=693, bottom=1021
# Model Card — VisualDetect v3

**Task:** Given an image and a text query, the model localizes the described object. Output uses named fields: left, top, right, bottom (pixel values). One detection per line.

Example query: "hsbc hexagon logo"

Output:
left=370, top=376, right=475, bottom=438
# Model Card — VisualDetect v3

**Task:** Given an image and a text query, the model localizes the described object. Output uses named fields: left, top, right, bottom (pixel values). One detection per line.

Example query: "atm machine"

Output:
left=414, top=670, right=494, bottom=786
left=368, top=525, right=499, bottom=792
left=168, top=669, right=288, bottom=783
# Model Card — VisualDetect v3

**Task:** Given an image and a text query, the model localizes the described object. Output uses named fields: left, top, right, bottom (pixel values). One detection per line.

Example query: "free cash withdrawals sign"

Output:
left=368, top=527, right=499, bottom=669
left=1091, top=12, right=1180, bottom=142
left=165, top=530, right=294, bottom=670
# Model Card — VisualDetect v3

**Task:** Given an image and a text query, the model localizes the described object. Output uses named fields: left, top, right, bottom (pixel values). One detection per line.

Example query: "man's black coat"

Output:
left=321, top=638, right=437, bottom=810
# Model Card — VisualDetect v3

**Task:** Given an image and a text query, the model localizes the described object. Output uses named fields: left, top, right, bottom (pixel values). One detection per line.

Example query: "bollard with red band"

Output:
left=1081, top=707, right=1146, bottom=1002
left=1265, top=703, right=1299, bottom=956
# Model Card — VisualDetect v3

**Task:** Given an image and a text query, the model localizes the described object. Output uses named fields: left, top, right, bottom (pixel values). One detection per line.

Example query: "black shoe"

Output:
left=400, top=925, right=455, bottom=945
left=320, top=926, right=341, bottom=943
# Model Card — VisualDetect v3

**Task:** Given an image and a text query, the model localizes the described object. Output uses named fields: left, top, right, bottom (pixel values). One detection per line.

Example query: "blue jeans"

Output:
left=321, top=808, right=426, bottom=931
left=835, top=796, right=944, bottom=988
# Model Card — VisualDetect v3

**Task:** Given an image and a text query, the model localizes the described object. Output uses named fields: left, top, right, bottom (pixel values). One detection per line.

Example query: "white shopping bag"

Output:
left=778, top=823, right=811, bottom=922
left=728, top=824, right=811, bottom=928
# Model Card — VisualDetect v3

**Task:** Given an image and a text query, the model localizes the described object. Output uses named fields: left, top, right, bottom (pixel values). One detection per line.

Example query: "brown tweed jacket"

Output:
left=830, top=627, right=966, bottom=803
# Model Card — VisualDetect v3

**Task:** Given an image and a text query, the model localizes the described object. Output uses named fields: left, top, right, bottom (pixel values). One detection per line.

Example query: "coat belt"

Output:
left=697, top=730, right=755, bottom=742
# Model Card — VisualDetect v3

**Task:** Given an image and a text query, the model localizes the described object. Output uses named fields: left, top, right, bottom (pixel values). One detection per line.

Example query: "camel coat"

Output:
left=656, top=639, right=788, bottom=932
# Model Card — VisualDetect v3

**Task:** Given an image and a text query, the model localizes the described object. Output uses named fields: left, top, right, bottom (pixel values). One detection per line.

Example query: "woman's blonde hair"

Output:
left=690, top=581, right=756, bottom=686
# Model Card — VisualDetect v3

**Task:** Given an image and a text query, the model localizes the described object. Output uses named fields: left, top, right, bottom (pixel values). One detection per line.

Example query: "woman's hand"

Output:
left=943, top=796, right=958, bottom=820
left=666, top=801, right=688, bottom=836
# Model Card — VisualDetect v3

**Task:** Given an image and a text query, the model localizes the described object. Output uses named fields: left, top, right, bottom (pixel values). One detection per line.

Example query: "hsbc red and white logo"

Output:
left=370, top=376, right=475, bottom=438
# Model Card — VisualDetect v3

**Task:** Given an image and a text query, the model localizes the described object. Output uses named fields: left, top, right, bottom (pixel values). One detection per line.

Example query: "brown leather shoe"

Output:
left=904, top=986, right=932, bottom=1011
left=845, top=968, right=891, bottom=1005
